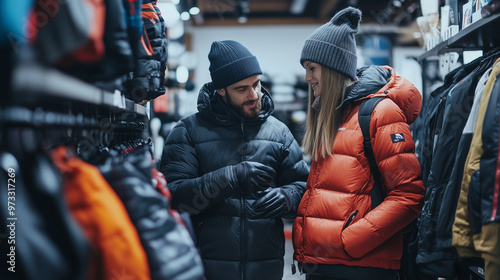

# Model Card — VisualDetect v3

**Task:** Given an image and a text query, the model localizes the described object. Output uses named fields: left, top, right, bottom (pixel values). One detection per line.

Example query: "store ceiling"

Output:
left=187, top=0, right=421, bottom=26
left=183, top=0, right=423, bottom=46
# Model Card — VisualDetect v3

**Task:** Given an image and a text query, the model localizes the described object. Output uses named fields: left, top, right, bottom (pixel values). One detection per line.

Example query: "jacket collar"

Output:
left=341, top=65, right=391, bottom=106
left=342, top=65, right=422, bottom=124
left=197, top=82, right=274, bottom=125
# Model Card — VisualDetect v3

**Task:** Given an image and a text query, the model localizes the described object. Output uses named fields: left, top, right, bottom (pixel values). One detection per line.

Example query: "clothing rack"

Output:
left=10, top=62, right=149, bottom=118
left=415, top=43, right=500, bottom=280
left=1, top=107, right=99, bottom=128
left=0, top=105, right=149, bottom=159
left=0, top=107, right=147, bottom=136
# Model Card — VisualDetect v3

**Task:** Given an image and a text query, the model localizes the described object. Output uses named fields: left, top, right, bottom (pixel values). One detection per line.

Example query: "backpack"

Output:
left=358, top=96, right=421, bottom=280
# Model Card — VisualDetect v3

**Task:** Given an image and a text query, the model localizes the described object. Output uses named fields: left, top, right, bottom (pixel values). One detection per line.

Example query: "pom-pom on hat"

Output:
left=208, top=40, right=262, bottom=89
left=300, top=7, right=362, bottom=80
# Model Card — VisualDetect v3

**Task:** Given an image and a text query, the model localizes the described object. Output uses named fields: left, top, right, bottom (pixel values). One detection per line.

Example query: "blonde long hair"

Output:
left=302, top=65, right=354, bottom=161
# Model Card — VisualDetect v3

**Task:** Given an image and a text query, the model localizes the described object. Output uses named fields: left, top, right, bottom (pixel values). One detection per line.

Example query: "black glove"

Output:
left=253, top=188, right=293, bottom=219
left=233, top=161, right=276, bottom=194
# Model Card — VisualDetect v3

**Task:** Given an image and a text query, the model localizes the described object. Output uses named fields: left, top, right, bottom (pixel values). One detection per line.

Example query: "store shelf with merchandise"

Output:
left=10, top=62, right=149, bottom=118
left=418, top=13, right=500, bottom=61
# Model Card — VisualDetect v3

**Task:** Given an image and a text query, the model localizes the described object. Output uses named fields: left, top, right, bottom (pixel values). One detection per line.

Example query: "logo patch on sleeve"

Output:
left=391, top=133, right=405, bottom=143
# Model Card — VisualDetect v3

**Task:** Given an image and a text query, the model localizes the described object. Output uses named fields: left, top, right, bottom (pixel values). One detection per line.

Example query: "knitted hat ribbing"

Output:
left=300, top=7, right=361, bottom=80
left=208, top=40, right=262, bottom=89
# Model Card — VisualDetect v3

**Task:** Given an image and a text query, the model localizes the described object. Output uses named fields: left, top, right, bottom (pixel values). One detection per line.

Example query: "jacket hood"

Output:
left=343, top=65, right=422, bottom=124
left=197, top=82, right=275, bottom=125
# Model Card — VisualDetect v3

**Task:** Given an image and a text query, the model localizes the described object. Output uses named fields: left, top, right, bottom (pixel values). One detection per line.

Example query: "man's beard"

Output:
left=224, top=91, right=262, bottom=119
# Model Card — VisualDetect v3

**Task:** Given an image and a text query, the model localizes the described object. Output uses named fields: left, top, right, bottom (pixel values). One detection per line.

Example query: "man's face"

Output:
left=217, top=74, right=262, bottom=119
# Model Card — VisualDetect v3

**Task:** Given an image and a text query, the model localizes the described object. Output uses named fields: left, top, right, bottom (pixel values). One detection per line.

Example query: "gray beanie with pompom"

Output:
left=300, top=7, right=361, bottom=80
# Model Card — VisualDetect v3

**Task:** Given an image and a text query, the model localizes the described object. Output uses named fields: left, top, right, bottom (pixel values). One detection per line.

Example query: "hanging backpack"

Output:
left=358, top=96, right=421, bottom=280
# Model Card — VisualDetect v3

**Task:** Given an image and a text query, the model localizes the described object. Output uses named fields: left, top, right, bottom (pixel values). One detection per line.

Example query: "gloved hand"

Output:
left=253, top=188, right=293, bottom=219
left=233, top=161, right=275, bottom=194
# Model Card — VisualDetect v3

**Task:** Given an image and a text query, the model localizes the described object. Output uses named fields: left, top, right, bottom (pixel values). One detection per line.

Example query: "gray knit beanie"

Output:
left=300, top=7, right=361, bottom=80
left=209, top=40, right=262, bottom=89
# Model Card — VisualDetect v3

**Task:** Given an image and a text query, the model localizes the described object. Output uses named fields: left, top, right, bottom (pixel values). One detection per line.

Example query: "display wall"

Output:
left=180, top=24, right=424, bottom=117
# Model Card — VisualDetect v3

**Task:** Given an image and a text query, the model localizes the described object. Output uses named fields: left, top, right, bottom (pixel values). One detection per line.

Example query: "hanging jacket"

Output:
left=28, top=0, right=105, bottom=66
left=433, top=67, right=491, bottom=274
left=416, top=65, right=465, bottom=186
left=152, top=167, right=197, bottom=239
left=63, top=0, right=134, bottom=92
left=480, top=66, right=500, bottom=225
left=160, top=83, right=310, bottom=280
left=453, top=57, right=500, bottom=260
left=476, top=59, right=500, bottom=265
left=416, top=54, right=490, bottom=278
left=153, top=3, right=167, bottom=96
left=51, top=146, right=151, bottom=280
left=0, top=150, right=90, bottom=280
left=411, top=67, right=457, bottom=277
left=99, top=146, right=205, bottom=280
left=293, top=65, right=425, bottom=274
left=124, top=0, right=167, bottom=102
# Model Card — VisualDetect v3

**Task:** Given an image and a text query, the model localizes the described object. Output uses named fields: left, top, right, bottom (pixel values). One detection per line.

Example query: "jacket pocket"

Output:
left=343, top=210, right=359, bottom=230
left=468, top=170, right=482, bottom=234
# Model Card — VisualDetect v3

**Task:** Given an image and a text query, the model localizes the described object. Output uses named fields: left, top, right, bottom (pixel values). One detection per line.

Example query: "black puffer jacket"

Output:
left=99, top=147, right=205, bottom=280
left=160, top=82, right=309, bottom=280
left=125, top=0, right=167, bottom=102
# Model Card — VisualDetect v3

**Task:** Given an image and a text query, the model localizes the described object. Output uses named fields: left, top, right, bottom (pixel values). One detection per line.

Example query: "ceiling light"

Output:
left=189, top=6, right=200, bottom=15
left=189, top=0, right=200, bottom=15
left=180, top=11, right=190, bottom=21
left=236, top=0, right=249, bottom=24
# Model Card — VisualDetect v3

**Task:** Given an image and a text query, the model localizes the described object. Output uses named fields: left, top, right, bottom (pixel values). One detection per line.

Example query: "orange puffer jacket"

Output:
left=293, top=65, right=425, bottom=270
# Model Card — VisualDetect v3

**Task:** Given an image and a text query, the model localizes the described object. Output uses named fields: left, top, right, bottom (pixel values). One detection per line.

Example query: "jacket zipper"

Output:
left=240, top=118, right=246, bottom=280
left=343, top=210, right=358, bottom=230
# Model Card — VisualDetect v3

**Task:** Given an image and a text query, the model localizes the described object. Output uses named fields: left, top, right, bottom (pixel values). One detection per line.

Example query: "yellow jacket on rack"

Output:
left=453, top=57, right=500, bottom=279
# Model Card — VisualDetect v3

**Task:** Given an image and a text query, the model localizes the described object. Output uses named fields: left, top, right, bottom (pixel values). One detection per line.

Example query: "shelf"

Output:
left=418, top=13, right=500, bottom=61
left=11, top=63, right=148, bottom=117
left=418, top=40, right=449, bottom=61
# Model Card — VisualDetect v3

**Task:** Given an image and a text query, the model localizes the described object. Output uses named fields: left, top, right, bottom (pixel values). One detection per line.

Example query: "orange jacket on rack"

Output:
left=293, top=65, right=425, bottom=271
left=51, top=146, right=151, bottom=280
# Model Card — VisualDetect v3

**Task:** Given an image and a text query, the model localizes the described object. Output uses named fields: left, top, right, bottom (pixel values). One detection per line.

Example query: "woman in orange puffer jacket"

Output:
left=292, top=7, right=425, bottom=280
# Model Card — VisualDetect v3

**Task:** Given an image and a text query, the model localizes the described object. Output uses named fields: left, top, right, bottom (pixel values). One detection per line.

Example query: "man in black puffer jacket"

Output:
left=160, top=40, right=309, bottom=280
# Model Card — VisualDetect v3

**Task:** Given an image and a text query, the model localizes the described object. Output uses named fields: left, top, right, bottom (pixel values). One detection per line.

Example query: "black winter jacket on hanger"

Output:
left=99, top=146, right=205, bottom=280
left=416, top=65, right=465, bottom=186
left=0, top=151, right=90, bottom=280
left=416, top=53, right=498, bottom=278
